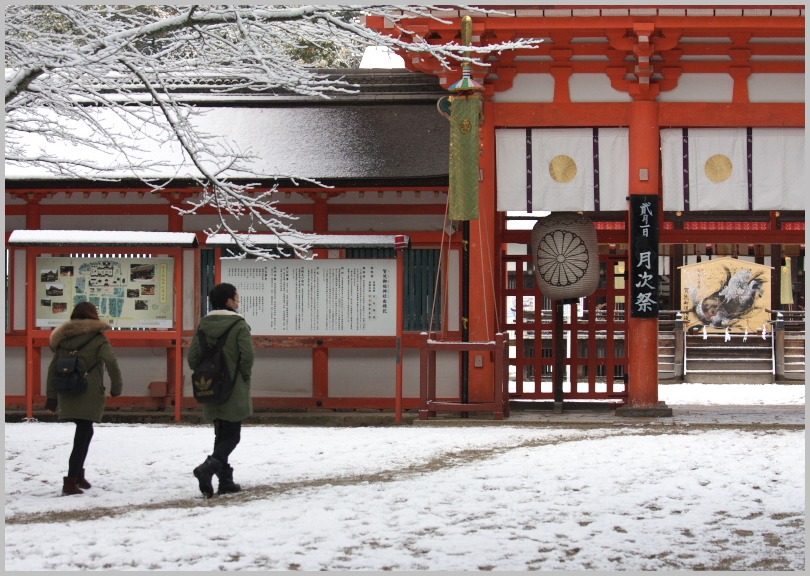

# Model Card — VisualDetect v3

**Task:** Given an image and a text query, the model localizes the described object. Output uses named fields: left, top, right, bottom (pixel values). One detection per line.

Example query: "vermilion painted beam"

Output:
left=13, top=202, right=449, bottom=218
left=251, top=397, right=421, bottom=411
left=493, top=102, right=630, bottom=126
left=509, top=60, right=804, bottom=75
left=503, top=227, right=804, bottom=246
left=492, top=102, right=802, bottom=127
left=658, top=102, right=804, bottom=127
left=389, top=14, right=803, bottom=34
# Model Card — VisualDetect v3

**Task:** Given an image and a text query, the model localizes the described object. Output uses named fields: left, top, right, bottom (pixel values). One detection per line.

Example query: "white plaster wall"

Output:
left=6, top=215, right=26, bottom=231
left=13, top=250, right=26, bottom=331
left=570, top=74, right=632, bottom=102
left=40, top=215, right=168, bottom=231
left=182, top=347, right=314, bottom=398
left=182, top=213, right=314, bottom=234
left=328, top=348, right=399, bottom=397
left=329, top=191, right=447, bottom=205
left=328, top=348, right=459, bottom=398
left=492, top=74, right=554, bottom=103
left=38, top=194, right=166, bottom=205
left=328, top=214, right=447, bottom=232
left=657, top=74, right=734, bottom=102
left=446, top=249, right=461, bottom=332
left=37, top=347, right=169, bottom=397
left=448, top=70, right=801, bottom=106
left=182, top=250, right=197, bottom=331
left=749, top=74, right=805, bottom=102
left=251, top=348, right=313, bottom=397
left=5, top=348, right=26, bottom=395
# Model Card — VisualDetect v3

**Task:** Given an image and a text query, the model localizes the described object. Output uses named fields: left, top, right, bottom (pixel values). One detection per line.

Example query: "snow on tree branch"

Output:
left=5, top=5, right=541, bottom=259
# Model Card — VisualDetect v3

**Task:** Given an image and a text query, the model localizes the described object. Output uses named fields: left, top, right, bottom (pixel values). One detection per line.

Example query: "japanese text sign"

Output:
left=630, top=195, right=659, bottom=318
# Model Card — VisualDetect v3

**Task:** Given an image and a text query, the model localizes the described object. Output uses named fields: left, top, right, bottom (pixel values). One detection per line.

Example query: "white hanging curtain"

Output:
left=496, top=127, right=628, bottom=212
left=661, top=128, right=748, bottom=211
left=661, top=127, right=804, bottom=212
left=751, top=128, right=805, bottom=210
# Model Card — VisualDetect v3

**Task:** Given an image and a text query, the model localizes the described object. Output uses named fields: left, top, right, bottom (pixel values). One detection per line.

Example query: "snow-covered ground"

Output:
left=659, top=382, right=805, bottom=405
left=4, top=384, right=805, bottom=571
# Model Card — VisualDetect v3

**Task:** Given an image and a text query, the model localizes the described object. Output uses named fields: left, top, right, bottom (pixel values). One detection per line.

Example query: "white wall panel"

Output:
left=657, top=74, right=733, bottom=102
left=491, top=74, right=554, bottom=103
left=749, top=74, right=804, bottom=103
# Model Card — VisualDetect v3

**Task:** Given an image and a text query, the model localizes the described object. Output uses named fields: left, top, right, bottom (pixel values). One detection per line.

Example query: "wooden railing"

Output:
left=419, top=332, right=510, bottom=420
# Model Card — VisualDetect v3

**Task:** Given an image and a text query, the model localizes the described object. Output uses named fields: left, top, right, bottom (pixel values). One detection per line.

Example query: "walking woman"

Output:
left=45, top=301, right=123, bottom=495
left=188, top=283, right=254, bottom=498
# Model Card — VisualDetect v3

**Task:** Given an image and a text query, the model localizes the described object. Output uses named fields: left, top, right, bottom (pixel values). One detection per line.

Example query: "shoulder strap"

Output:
left=214, top=319, right=240, bottom=347
left=61, top=334, right=103, bottom=376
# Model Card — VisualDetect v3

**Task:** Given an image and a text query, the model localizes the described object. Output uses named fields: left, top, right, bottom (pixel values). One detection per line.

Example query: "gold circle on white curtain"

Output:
left=704, top=154, right=733, bottom=183
left=549, top=155, right=577, bottom=183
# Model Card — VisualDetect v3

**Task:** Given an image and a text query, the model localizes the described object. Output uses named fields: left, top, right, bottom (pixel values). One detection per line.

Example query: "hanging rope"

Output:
left=477, top=199, right=501, bottom=335
left=428, top=196, right=452, bottom=340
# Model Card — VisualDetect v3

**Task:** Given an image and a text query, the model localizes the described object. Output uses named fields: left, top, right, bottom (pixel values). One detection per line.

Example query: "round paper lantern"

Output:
left=531, top=213, right=599, bottom=300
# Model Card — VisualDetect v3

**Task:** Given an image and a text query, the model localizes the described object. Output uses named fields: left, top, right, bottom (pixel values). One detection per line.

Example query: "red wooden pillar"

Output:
left=172, top=247, right=184, bottom=421
left=467, top=94, right=498, bottom=402
left=394, top=247, right=405, bottom=421
left=25, top=247, right=38, bottom=419
left=627, top=99, right=660, bottom=407
left=23, top=195, right=42, bottom=416
left=312, top=198, right=330, bottom=403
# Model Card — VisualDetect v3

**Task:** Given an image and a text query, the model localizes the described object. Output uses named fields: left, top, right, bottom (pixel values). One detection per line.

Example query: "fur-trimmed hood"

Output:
left=49, top=318, right=111, bottom=351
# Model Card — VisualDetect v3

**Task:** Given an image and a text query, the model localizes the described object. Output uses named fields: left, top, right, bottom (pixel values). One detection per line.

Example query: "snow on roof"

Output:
left=6, top=103, right=450, bottom=182
left=8, top=230, right=199, bottom=247
left=359, top=46, right=406, bottom=69
left=206, top=233, right=409, bottom=249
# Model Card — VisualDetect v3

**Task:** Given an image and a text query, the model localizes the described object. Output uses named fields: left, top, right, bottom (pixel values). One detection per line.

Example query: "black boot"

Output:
left=193, top=456, right=223, bottom=498
left=216, top=464, right=241, bottom=495
left=62, top=476, right=84, bottom=496
left=77, top=468, right=91, bottom=490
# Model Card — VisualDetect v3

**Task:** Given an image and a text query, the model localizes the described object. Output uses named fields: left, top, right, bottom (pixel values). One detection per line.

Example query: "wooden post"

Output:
left=467, top=95, right=498, bottom=403
left=173, top=248, right=184, bottom=422
left=25, top=247, right=37, bottom=419
left=395, top=248, right=404, bottom=422
left=552, top=300, right=565, bottom=413
left=626, top=99, right=661, bottom=408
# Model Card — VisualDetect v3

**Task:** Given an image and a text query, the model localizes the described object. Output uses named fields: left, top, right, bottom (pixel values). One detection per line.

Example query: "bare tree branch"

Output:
left=5, top=5, right=541, bottom=259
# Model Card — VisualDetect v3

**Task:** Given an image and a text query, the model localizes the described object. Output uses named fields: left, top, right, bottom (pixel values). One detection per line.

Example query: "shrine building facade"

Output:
left=5, top=5, right=805, bottom=420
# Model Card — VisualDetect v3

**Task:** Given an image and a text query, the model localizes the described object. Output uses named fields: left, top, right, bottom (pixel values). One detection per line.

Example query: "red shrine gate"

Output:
left=503, top=253, right=629, bottom=403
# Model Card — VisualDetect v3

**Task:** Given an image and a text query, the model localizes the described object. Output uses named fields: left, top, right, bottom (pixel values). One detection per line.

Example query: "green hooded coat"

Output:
left=46, top=319, right=123, bottom=422
left=188, top=310, right=254, bottom=422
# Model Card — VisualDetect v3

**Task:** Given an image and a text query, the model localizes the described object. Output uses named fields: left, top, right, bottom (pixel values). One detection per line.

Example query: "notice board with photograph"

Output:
left=36, top=256, right=174, bottom=328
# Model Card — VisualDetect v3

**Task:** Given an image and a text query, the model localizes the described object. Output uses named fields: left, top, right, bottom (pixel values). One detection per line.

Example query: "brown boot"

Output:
left=62, top=477, right=84, bottom=495
left=77, top=469, right=91, bottom=490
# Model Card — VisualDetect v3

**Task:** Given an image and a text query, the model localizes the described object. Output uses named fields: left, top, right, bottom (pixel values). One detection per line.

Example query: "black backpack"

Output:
left=52, top=336, right=101, bottom=395
left=191, top=320, right=242, bottom=405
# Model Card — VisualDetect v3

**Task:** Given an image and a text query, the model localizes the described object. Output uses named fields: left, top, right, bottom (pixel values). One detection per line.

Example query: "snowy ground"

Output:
left=4, top=384, right=805, bottom=571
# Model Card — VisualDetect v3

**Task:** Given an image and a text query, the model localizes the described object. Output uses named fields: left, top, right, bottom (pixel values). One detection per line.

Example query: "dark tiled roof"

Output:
left=6, top=71, right=452, bottom=183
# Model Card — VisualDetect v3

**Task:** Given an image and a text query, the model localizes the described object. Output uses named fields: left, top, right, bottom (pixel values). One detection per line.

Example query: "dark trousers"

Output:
left=212, top=419, right=241, bottom=465
left=68, top=419, right=94, bottom=477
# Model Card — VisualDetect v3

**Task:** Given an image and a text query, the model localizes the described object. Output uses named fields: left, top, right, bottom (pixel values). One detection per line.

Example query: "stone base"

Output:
left=615, top=401, right=673, bottom=418
left=553, top=401, right=564, bottom=414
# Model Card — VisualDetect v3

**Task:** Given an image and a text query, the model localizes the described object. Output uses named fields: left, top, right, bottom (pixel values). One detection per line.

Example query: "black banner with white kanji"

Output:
left=630, top=195, right=659, bottom=318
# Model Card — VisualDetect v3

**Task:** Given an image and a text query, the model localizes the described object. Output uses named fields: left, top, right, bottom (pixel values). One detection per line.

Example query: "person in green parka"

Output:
left=45, top=301, right=123, bottom=496
left=188, top=282, right=254, bottom=498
